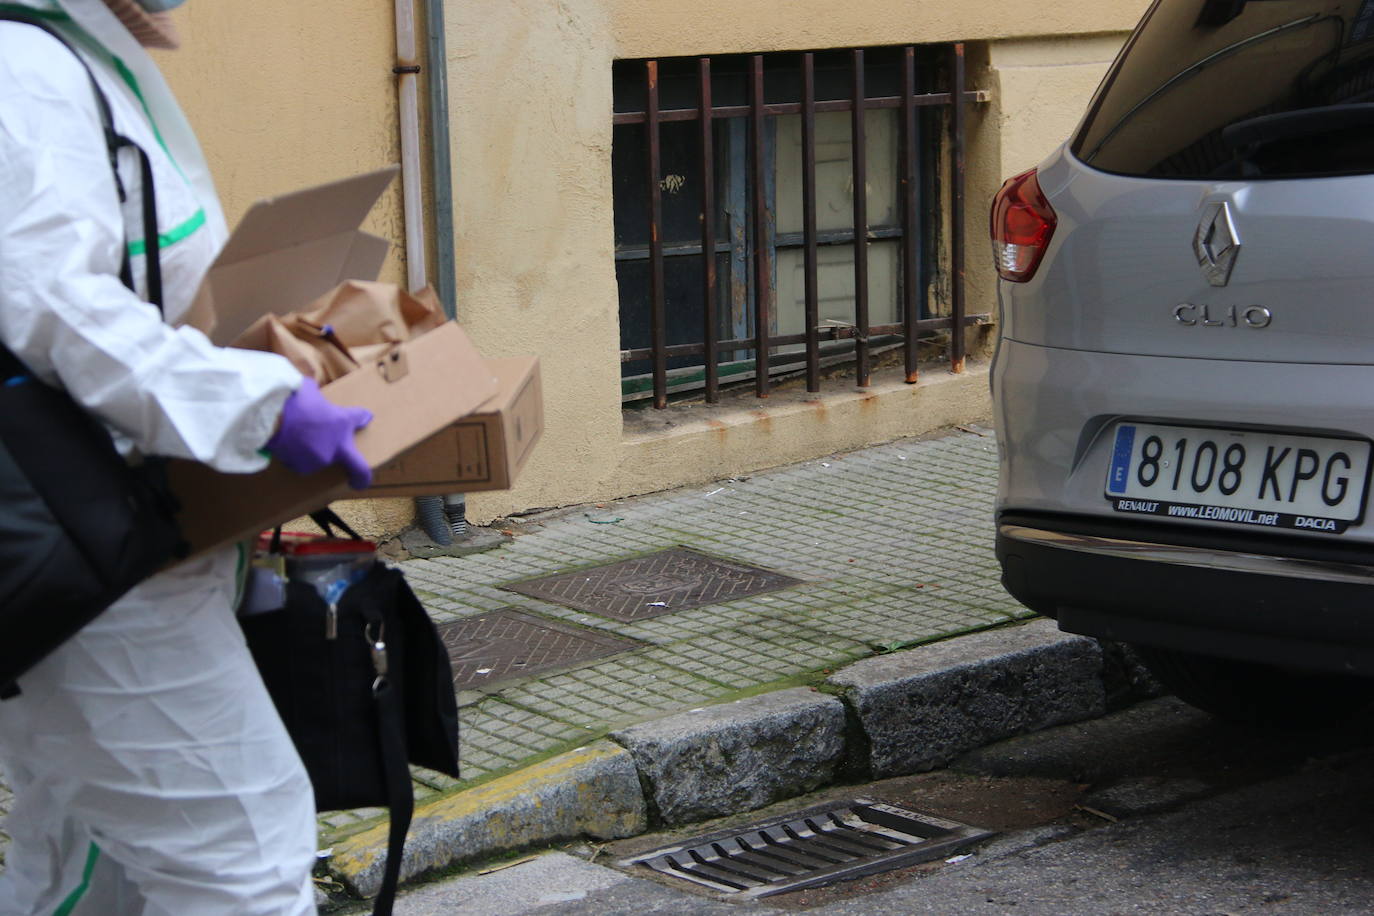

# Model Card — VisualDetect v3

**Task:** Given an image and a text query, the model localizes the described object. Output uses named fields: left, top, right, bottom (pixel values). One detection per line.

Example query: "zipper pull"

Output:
left=322, top=577, right=350, bottom=641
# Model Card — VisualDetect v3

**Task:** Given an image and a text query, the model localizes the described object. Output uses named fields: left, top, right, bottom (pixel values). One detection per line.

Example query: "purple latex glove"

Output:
left=266, top=378, right=374, bottom=489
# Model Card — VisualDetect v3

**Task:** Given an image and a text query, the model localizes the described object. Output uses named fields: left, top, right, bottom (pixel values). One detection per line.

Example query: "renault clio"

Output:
left=991, top=0, right=1374, bottom=724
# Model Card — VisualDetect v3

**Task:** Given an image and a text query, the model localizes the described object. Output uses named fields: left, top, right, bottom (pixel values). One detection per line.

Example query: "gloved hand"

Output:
left=266, top=378, right=374, bottom=489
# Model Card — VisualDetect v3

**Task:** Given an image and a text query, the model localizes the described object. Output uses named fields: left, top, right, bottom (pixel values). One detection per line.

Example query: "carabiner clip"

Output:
left=366, top=622, right=388, bottom=694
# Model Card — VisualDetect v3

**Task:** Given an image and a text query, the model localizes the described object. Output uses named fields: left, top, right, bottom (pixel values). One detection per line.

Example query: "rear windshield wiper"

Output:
left=1222, top=103, right=1374, bottom=150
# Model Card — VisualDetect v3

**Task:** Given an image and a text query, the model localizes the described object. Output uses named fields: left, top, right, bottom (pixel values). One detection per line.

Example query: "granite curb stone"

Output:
left=328, top=620, right=1118, bottom=902
left=611, top=687, right=848, bottom=826
left=826, top=618, right=1107, bottom=777
left=329, top=740, right=647, bottom=898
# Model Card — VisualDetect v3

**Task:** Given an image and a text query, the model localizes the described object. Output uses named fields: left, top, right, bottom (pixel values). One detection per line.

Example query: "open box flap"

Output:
left=182, top=166, right=399, bottom=344
left=215, top=166, right=399, bottom=265
left=340, top=233, right=392, bottom=289
left=201, top=233, right=391, bottom=346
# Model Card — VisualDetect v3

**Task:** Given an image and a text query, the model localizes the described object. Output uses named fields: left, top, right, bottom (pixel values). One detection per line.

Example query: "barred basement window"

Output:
left=613, top=45, right=976, bottom=408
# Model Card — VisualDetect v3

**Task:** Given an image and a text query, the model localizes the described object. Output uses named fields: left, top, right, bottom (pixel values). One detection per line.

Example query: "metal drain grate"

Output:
left=619, top=798, right=993, bottom=898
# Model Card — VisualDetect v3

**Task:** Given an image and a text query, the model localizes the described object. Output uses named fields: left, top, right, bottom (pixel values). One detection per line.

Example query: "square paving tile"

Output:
left=502, top=547, right=804, bottom=622
left=436, top=608, right=640, bottom=689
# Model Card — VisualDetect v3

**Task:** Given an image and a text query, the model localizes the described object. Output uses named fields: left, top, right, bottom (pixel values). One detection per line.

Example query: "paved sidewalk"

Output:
left=318, top=426, right=1044, bottom=875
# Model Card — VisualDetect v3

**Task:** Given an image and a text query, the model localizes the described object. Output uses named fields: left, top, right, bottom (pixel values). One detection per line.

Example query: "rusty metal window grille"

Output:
left=614, top=45, right=978, bottom=409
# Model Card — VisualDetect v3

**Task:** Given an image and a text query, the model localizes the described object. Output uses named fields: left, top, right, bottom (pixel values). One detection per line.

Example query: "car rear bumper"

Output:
left=992, top=339, right=1374, bottom=543
left=997, top=511, right=1374, bottom=675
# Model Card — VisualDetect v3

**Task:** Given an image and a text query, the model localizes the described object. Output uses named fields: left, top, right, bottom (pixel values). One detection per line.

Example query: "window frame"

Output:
left=613, top=45, right=977, bottom=408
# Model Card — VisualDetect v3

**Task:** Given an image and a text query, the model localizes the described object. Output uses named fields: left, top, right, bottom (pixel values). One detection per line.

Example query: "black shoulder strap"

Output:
left=0, top=12, right=162, bottom=311
left=264, top=508, right=363, bottom=554
left=372, top=672, right=412, bottom=916
left=309, top=507, right=364, bottom=541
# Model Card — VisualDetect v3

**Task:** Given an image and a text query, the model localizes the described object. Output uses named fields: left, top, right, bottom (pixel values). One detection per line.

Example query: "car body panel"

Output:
left=999, top=148, right=1374, bottom=364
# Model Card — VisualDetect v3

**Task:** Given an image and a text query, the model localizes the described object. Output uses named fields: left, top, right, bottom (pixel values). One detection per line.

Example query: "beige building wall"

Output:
left=986, top=35, right=1141, bottom=177
left=156, top=0, right=1149, bottom=536
left=157, top=5, right=405, bottom=266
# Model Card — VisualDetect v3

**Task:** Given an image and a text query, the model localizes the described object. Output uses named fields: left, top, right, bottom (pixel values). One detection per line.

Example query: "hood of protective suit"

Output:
left=6, top=0, right=226, bottom=241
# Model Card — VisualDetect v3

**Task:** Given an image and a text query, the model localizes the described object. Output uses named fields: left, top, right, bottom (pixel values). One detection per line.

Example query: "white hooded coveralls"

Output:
left=0, top=1, right=318, bottom=913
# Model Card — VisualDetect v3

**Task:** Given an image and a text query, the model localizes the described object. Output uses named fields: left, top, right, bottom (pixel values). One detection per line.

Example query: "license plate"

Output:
left=1105, top=423, right=1371, bottom=533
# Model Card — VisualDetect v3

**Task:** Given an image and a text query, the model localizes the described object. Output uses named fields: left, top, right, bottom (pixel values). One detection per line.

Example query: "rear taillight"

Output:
left=991, top=168, right=1057, bottom=283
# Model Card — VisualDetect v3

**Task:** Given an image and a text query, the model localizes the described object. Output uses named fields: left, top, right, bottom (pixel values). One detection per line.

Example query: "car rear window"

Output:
left=1072, top=0, right=1374, bottom=178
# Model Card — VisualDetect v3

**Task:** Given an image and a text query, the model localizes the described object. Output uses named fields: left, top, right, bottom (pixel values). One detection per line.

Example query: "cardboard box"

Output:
left=362, top=355, right=543, bottom=497
left=167, top=170, right=502, bottom=557
left=180, top=168, right=400, bottom=346
left=169, top=322, right=500, bottom=556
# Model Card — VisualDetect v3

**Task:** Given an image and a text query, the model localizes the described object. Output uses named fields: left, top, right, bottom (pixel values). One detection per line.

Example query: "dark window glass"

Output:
left=611, top=48, right=942, bottom=398
left=1073, top=0, right=1374, bottom=178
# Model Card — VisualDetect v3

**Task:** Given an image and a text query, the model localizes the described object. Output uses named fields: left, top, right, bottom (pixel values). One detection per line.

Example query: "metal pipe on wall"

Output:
left=393, top=0, right=458, bottom=313
left=424, top=0, right=457, bottom=319
left=393, top=0, right=427, bottom=293
left=393, top=0, right=465, bottom=542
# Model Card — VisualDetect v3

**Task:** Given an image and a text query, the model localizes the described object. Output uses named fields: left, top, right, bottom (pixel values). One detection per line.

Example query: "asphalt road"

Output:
left=386, top=697, right=1374, bottom=915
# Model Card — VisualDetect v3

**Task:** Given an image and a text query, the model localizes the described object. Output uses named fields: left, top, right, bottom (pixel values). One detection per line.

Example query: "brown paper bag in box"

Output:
left=234, top=280, right=445, bottom=382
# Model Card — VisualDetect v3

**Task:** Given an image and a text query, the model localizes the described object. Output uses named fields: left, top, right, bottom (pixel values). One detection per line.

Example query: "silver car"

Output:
left=991, top=0, right=1374, bottom=725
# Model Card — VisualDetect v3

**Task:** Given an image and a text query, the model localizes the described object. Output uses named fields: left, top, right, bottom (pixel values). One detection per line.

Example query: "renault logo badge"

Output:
left=1193, top=201, right=1241, bottom=287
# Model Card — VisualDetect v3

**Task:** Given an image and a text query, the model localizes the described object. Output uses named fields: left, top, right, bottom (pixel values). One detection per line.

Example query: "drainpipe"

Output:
left=424, top=0, right=457, bottom=316
left=393, top=0, right=426, bottom=293
left=394, top=0, right=466, bottom=544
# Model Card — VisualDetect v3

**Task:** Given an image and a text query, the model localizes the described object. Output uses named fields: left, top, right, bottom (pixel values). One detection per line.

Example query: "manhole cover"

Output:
left=619, top=797, right=993, bottom=897
left=503, top=547, right=802, bottom=622
left=436, top=608, right=640, bottom=689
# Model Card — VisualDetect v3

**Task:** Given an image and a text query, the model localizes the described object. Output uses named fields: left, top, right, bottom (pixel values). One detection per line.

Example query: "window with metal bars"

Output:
left=613, top=44, right=973, bottom=408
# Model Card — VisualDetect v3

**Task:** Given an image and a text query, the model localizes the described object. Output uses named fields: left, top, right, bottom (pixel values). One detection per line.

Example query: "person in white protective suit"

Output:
left=0, top=1, right=374, bottom=913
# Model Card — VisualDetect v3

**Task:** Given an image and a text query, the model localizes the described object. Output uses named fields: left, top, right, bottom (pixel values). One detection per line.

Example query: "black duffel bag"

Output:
left=240, top=510, right=460, bottom=916
left=0, top=10, right=186, bottom=695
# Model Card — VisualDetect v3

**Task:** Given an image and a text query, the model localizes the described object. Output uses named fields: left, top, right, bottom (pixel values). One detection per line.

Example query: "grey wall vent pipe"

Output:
left=395, top=0, right=465, bottom=544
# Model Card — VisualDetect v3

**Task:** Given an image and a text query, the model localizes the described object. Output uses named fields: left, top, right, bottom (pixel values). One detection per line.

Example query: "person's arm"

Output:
left=0, top=25, right=300, bottom=474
